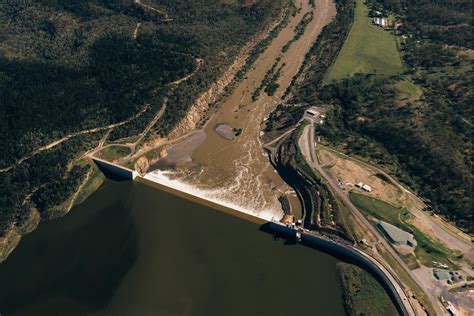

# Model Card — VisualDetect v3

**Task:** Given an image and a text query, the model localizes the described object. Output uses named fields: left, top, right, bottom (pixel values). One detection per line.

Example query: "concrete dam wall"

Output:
left=92, top=158, right=136, bottom=181
left=91, top=157, right=411, bottom=316
left=266, top=222, right=410, bottom=316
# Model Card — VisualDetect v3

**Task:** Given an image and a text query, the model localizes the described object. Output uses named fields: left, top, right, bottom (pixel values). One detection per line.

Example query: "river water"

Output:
left=150, top=0, right=336, bottom=222
left=0, top=180, right=345, bottom=316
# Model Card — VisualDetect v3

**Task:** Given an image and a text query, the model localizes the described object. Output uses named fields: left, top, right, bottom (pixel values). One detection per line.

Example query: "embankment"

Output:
left=93, top=157, right=137, bottom=181
left=136, top=175, right=268, bottom=225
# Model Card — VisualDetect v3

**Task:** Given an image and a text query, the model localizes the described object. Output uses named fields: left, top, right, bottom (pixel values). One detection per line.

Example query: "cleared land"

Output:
left=97, top=146, right=131, bottom=162
left=394, top=77, right=423, bottom=105
left=317, top=147, right=404, bottom=206
left=325, top=0, right=402, bottom=82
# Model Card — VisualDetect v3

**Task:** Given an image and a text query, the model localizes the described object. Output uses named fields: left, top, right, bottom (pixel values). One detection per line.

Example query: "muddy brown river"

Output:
left=148, top=0, right=336, bottom=221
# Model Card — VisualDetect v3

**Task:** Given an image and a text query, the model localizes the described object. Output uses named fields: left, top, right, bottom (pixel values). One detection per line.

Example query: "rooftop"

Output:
left=433, top=269, right=451, bottom=280
left=377, top=221, right=417, bottom=246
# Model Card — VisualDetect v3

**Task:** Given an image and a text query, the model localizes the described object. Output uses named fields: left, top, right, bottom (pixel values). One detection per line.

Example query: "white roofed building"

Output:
left=373, top=17, right=386, bottom=28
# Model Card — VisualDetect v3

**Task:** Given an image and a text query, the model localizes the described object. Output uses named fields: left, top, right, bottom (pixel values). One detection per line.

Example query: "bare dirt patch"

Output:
left=214, top=123, right=235, bottom=140
left=318, top=148, right=403, bottom=205
left=150, top=131, right=207, bottom=170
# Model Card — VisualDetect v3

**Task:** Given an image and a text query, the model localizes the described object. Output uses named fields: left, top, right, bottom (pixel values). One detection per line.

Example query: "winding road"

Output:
left=298, top=119, right=445, bottom=316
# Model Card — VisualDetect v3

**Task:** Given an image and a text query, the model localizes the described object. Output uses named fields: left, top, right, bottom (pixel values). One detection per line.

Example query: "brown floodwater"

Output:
left=0, top=180, right=346, bottom=315
left=149, top=0, right=336, bottom=221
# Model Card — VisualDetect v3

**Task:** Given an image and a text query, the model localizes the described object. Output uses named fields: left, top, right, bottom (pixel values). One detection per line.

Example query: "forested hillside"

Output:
left=0, top=0, right=285, bottom=239
left=287, top=0, right=473, bottom=231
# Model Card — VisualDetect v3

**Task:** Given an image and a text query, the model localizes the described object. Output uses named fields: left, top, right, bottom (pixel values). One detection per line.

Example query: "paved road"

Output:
left=328, top=147, right=473, bottom=254
left=297, top=120, right=446, bottom=316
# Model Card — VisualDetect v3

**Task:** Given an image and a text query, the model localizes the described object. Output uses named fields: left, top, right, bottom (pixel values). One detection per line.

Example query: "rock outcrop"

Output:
left=135, top=156, right=150, bottom=176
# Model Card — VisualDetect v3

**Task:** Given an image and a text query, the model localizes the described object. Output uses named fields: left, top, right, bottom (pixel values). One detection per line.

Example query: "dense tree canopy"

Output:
left=290, top=0, right=473, bottom=232
left=0, top=0, right=285, bottom=235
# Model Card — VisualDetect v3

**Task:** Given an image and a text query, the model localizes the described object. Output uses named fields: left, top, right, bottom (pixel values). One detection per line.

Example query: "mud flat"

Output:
left=151, top=131, right=206, bottom=170
left=214, top=124, right=236, bottom=141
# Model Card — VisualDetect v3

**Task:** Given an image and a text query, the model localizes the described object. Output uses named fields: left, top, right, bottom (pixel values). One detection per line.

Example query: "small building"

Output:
left=433, top=269, right=451, bottom=281
left=355, top=182, right=372, bottom=192
left=306, top=109, right=319, bottom=116
left=446, top=301, right=459, bottom=316
left=373, top=17, right=386, bottom=28
left=377, top=221, right=417, bottom=247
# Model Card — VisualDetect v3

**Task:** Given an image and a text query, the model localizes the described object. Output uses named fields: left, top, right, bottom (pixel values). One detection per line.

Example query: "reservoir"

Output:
left=0, top=180, right=345, bottom=315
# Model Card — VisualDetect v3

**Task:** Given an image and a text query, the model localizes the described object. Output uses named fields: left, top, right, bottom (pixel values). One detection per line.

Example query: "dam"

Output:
left=92, top=158, right=411, bottom=316
left=0, top=179, right=347, bottom=316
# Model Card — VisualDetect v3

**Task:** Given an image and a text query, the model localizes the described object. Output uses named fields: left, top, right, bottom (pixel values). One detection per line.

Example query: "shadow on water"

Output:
left=0, top=180, right=139, bottom=316
left=259, top=222, right=405, bottom=316
left=94, top=160, right=132, bottom=181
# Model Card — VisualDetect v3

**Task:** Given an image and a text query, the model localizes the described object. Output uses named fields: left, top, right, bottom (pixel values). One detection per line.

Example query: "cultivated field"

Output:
left=324, top=0, right=402, bottom=82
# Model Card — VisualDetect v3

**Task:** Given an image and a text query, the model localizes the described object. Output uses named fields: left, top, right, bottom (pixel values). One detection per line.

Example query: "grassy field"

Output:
left=394, top=77, right=423, bottom=104
left=98, top=146, right=131, bottom=162
left=350, top=192, right=462, bottom=269
left=337, top=262, right=398, bottom=316
left=401, top=253, right=420, bottom=270
left=325, top=0, right=403, bottom=82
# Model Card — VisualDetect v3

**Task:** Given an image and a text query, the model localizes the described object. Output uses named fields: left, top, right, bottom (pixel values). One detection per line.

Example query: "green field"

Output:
left=337, top=262, right=398, bottom=316
left=394, top=77, right=423, bottom=104
left=98, top=146, right=131, bottom=162
left=350, top=192, right=462, bottom=269
left=325, top=0, right=403, bottom=82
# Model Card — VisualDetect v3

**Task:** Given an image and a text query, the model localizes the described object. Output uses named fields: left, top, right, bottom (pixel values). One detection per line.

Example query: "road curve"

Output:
left=297, top=120, right=429, bottom=316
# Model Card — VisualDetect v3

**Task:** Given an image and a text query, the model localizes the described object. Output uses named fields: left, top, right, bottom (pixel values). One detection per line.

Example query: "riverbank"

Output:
left=337, top=262, right=399, bottom=316
left=0, top=162, right=102, bottom=263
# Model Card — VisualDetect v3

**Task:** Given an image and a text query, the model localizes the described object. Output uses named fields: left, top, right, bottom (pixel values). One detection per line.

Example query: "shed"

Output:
left=433, top=269, right=451, bottom=280
left=377, top=221, right=417, bottom=247
left=373, top=17, right=386, bottom=27
left=362, top=184, right=373, bottom=192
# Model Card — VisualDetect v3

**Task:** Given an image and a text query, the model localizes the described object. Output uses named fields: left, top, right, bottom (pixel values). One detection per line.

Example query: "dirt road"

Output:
left=133, top=0, right=173, bottom=22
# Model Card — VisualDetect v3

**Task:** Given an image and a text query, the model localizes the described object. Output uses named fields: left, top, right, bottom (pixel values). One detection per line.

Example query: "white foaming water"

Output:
left=144, top=170, right=283, bottom=222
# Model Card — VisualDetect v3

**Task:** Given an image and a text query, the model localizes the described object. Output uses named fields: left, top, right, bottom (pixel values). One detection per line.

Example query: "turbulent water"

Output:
left=146, top=149, right=283, bottom=222
left=150, top=0, right=335, bottom=220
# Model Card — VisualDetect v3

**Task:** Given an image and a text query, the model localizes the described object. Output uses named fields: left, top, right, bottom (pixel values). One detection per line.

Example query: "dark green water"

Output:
left=0, top=180, right=345, bottom=316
